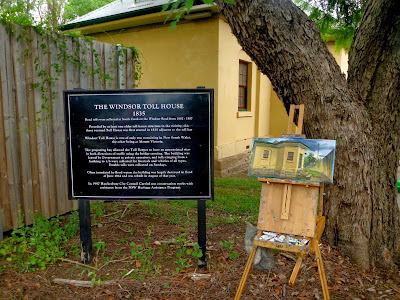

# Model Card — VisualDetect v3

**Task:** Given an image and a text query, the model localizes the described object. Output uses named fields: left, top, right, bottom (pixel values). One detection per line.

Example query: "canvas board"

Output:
left=248, top=137, right=336, bottom=184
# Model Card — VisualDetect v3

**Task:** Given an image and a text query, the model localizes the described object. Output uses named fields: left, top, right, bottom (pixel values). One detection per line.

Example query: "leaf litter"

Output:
left=0, top=201, right=399, bottom=299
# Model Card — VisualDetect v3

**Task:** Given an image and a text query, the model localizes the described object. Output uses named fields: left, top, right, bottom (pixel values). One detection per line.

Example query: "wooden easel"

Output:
left=235, top=104, right=330, bottom=300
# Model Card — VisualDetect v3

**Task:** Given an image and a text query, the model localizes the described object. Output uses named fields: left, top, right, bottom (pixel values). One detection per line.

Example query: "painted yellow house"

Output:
left=62, top=0, right=348, bottom=176
left=252, top=141, right=308, bottom=172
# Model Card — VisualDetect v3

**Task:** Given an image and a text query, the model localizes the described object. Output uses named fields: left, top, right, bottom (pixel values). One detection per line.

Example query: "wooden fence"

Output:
left=0, top=23, right=137, bottom=232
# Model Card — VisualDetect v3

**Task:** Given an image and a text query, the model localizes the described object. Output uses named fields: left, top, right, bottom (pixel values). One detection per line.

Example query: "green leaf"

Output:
left=294, top=0, right=363, bottom=52
left=161, top=1, right=172, bottom=13
left=230, top=251, right=239, bottom=260
left=184, top=0, right=195, bottom=14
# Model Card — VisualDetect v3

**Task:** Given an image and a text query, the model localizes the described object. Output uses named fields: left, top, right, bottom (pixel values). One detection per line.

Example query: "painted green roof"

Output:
left=254, top=140, right=309, bottom=150
left=61, top=0, right=175, bottom=30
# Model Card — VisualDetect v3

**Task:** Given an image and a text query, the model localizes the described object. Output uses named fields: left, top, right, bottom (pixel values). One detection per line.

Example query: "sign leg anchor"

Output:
left=197, top=200, right=207, bottom=267
left=79, top=199, right=92, bottom=264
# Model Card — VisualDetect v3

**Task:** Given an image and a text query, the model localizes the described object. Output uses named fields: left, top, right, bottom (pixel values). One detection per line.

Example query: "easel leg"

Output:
left=234, top=246, right=257, bottom=300
left=314, top=242, right=330, bottom=300
left=289, top=254, right=305, bottom=286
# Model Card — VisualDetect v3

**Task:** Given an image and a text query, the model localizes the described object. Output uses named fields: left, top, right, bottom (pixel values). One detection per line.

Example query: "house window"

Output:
left=287, top=152, right=294, bottom=161
left=238, top=61, right=249, bottom=110
left=298, top=153, right=303, bottom=168
left=263, top=150, right=269, bottom=159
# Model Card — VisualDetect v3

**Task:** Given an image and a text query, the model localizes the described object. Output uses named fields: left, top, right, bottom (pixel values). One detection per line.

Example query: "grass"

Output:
left=0, top=176, right=261, bottom=273
left=212, top=177, right=261, bottom=216
left=304, top=170, right=322, bottom=177
left=139, top=176, right=262, bottom=226
left=0, top=212, right=80, bottom=273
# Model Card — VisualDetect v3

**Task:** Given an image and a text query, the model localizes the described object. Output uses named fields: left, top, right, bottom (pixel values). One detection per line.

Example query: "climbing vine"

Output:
left=1, top=19, right=142, bottom=123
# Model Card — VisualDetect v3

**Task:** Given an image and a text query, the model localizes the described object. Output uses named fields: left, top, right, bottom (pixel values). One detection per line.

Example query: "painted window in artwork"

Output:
left=287, top=151, right=294, bottom=161
left=238, top=61, right=249, bottom=110
left=263, top=150, right=269, bottom=158
left=298, top=153, right=303, bottom=168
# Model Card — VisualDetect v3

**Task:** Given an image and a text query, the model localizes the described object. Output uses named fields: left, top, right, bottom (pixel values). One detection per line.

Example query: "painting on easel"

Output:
left=248, top=137, right=336, bottom=183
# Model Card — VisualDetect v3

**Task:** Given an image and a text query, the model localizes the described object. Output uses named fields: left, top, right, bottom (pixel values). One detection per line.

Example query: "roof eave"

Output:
left=61, top=3, right=218, bottom=34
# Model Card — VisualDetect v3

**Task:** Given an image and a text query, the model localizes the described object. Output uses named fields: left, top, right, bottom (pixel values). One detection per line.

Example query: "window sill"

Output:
left=237, top=111, right=253, bottom=118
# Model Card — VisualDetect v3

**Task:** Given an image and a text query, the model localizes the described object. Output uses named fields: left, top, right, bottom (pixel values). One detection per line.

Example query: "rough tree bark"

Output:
left=217, top=0, right=400, bottom=268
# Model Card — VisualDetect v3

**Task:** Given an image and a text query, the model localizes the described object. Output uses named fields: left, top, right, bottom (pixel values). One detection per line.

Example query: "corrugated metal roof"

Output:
left=65, top=0, right=174, bottom=26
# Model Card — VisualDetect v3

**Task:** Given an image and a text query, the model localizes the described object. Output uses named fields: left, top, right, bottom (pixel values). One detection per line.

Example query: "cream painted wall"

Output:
left=215, top=18, right=272, bottom=159
left=326, top=42, right=349, bottom=77
left=269, top=91, right=288, bottom=137
left=256, top=74, right=272, bottom=137
left=91, top=17, right=223, bottom=157
left=91, top=17, right=219, bottom=90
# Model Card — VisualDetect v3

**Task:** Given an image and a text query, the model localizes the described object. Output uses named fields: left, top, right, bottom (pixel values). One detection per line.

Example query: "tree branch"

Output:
left=217, top=0, right=352, bottom=114
left=348, top=0, right=400, bottom=114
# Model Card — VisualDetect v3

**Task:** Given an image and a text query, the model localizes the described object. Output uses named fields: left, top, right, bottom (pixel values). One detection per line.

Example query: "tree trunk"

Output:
left=217, top=0, right=400, bottom=268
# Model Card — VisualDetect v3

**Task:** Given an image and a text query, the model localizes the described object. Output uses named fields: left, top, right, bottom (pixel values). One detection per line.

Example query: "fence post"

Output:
left=117, top=44, right=123, bottom=89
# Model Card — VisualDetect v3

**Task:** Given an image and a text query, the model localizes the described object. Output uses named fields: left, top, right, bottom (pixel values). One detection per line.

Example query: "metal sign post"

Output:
left=79, top=199, right=92, bottom=263
left=197, top=199, right=207, bottom=266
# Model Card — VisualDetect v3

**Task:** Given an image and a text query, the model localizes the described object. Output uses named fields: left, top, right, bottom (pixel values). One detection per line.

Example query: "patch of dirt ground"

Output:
left=0, top=201, right=399, bottom=299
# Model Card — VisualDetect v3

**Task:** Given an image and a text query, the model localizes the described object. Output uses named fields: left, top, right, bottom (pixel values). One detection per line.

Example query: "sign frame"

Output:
left=64, top=89, right=214, bottom=201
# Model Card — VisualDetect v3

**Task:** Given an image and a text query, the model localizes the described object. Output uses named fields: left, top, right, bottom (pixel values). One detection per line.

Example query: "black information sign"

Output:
left=65, top=89, right=213, bottom=200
